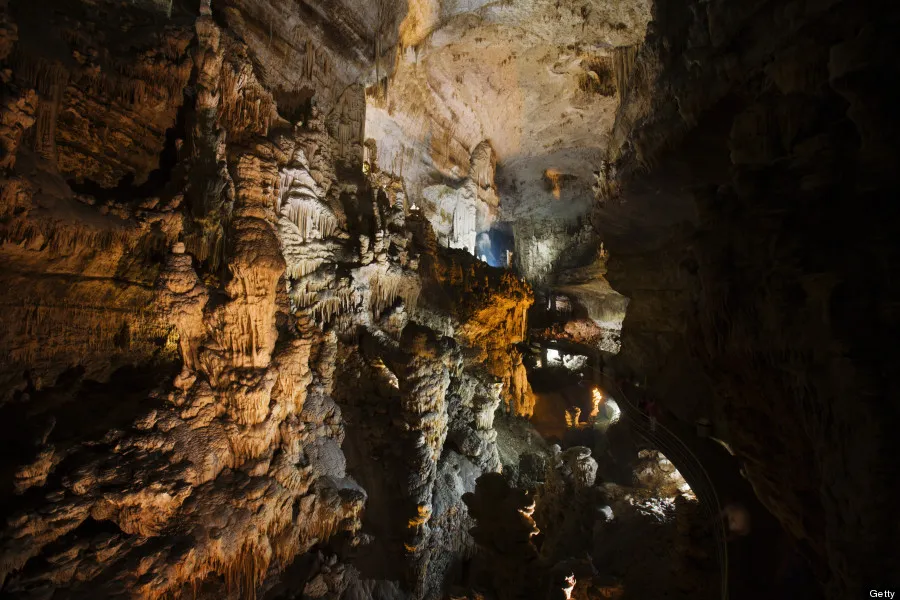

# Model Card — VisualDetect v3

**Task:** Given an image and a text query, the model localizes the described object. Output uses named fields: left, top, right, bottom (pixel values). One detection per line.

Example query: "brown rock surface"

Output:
left=0, top=0, right=896, bottom=598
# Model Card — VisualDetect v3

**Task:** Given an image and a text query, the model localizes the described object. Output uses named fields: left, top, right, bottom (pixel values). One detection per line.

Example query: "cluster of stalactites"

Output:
left=311, top=286, right=356, bottom=325
left=217, top=61, right=275, bottom=139
left=286, top=256, right=325, bottom=280
left=370, top=273, right=420, bottom=318
left=279, top=161, right=341, bottom=243
left=277, top=147, right=357, bottom=327
left=287, top=271, right=356, bottom=323
left=283, top=197, right=340, bottom=241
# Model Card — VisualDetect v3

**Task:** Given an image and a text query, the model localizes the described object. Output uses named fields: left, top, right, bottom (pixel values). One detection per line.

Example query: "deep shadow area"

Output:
left=67, top=97, right=189, bottom=203
left=0, top=362, right=178, bottom=516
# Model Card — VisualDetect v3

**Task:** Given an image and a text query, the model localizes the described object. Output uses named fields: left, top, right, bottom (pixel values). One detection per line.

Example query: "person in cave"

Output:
left=638, top=396, right=660, bottom=432
left=646, top=398, right=660, bottom=432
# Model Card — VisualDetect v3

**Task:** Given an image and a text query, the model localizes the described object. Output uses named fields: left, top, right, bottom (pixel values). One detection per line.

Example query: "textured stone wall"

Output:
left=0, top=2, right=536, bottom=597
left=602, top=0, right=900, bottom=596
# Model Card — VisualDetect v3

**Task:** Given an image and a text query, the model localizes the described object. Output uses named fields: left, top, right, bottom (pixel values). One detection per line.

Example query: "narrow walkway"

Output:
left=582, top=364, right=730, bottom=600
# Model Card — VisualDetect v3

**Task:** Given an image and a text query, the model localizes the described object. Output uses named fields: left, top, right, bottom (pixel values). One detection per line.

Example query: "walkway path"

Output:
left=581, top=363, right=730, bottom=600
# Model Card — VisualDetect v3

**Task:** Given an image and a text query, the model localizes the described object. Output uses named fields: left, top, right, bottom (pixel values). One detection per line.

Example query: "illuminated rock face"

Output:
left=0, top=2, right=535, bottom=598
left=366, top=0, right=652, bottom=273
left=1, top=0, right=897, bottom=598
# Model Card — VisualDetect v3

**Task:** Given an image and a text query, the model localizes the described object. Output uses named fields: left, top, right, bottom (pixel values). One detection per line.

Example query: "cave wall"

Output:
left=602, top=0, right=900, bottom=595
left=0, top=1, right=536, bottom=597
left=0, top=0, right=196, bottom=395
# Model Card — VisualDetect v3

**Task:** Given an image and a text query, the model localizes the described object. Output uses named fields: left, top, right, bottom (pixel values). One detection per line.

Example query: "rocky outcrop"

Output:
left=0, top=4, right=407, bottom=597
left=0, top=87, right=35, bottom=171
left=462, top=473, right=543, bottom=600
left=0, top=183, right=184, bottom=397
left=601, top=0, right=900, bottom=595
left=0, top=80, right=367, bottom=598
left=9, top=1, right=193, bottom=186
left=415, top=245, right=535, bottom=417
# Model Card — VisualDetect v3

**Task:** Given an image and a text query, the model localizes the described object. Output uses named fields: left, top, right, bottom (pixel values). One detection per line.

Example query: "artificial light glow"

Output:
left=545, top=168, right=563, bottom=200
left=590, top=388, right=603, bottom=418
left=563, top=574, right=576, bottom=600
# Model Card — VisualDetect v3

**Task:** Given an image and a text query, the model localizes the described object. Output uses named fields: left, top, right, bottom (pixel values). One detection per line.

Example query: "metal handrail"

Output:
left=584, top=366, right=730, bottom=600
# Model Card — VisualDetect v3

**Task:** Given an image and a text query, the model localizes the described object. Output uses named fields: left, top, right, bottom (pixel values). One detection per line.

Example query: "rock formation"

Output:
left=597, top=0, right=900, bottom=595
left=0, top=0, right=897, bottom=598
left=0, top=2, right=532, bottom=597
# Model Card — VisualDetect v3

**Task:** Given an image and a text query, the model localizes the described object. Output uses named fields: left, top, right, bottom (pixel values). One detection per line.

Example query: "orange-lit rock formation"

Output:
left=0, top=3, right=538, bottom=597
left=1, top=0, right=897, bottom=599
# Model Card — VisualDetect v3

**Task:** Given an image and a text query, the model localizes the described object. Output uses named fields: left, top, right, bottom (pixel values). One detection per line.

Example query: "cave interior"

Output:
left=0, top=0, right=897, bottom=599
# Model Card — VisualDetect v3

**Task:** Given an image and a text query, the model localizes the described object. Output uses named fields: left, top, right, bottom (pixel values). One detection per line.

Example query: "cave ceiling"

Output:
left=226, top=0, right=651, bottom=251
left=368, top=0, right=651, bottom=226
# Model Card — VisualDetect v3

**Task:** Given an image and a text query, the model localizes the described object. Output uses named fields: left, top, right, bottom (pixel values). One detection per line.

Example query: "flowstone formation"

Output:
left=0, top=1, right=536, bottom=598
left=2, top=0, right=897, bottom=598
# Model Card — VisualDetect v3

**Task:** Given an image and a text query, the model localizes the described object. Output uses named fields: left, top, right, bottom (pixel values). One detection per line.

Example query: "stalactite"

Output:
left=13, top=54, right=69, bottom=161
left=470, top=140, right=496, bottom=188
left=304, top=40, right=315, bottom=80
left=372, top=189, right=383, bottom=233
left=282, top=198, right=339, bottom=241
left=613, top=45, right=639, bottom=104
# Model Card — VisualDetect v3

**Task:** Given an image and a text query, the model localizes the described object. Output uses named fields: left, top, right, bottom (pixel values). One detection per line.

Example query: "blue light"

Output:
left=478, top=226, right=514, bottom=268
